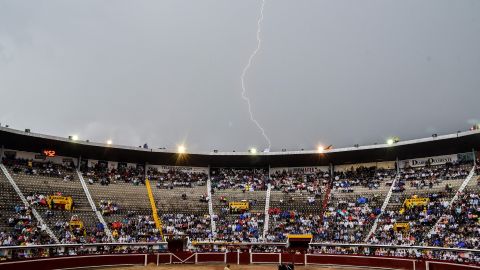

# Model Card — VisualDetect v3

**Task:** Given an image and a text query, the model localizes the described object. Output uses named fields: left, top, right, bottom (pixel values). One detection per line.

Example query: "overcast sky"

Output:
left=0, top=0, right=479, bottom=152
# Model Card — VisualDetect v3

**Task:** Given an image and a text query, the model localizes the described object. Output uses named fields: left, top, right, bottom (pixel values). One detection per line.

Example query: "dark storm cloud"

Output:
left=0, top=0, right=479, bottom=152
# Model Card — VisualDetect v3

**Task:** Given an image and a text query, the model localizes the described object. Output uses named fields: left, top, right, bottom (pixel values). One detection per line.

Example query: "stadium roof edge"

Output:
left=0, top=126, right=478, bottom=156
left=0, top=126, right=479, bottom=167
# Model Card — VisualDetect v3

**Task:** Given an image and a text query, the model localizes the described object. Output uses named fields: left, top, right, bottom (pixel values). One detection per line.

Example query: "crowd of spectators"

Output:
left=1, top=205, right=52, bottom=246
left=53, top=215, right=108, bottom=244
left=147, top=168, right=207, bottom=189
left=82, top=164, right=145, bottom=186
left=215, top=212, right=263, bottom=242
left=267, top=211, right=319, bottom=242
left=400, top=163, right=471, bottom=181
left=1, top=156, right=479, bottom=266
left=3, top=158, right=75, bottom=180
left=211, top=168, right=268, bottom=191
left=333, top=167, right=396, bottom=192
left=318, top=195, right=381, bottom=243
left=108, top=214, right=162, bottom=243
left=270, top=169, right=329, bottom=194
left=394, top=163, right=472, bottom=192
left=309, top=245, right=480, bottom=265
left=26, top=193, right=48, bottom=207
left=428, top=192, right=480, bottom=249
left=98, top=200, right=118, bottom=216
left=0, top=243, right=163, bottom=261
left=369, top=192, right=450, bottom=246
left=162, top=213, right=212, bottom=241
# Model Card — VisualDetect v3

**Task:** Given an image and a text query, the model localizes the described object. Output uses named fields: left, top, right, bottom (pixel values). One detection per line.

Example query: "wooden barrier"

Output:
left=196, top=253, right=226, bottom=263
left=226, top=251, right=238, bottom=264
left=251, top=253, right=280, bottom=264
left=306, top=254, right=416, bottom=270
left=0, top=254, right=146, bottom=270
left=426, top=260, right=480, bottom=270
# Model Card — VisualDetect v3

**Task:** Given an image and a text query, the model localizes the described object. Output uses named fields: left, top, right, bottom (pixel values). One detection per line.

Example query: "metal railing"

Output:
left=0, top=242, right=168, bottom=251
left=309, top=242, right=480, bottom=254
left=0, top=241, right=477, bottom=254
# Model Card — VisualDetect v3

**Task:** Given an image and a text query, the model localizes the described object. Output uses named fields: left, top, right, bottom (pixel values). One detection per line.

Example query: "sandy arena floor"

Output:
left=97, top=264, right=378, bottom=270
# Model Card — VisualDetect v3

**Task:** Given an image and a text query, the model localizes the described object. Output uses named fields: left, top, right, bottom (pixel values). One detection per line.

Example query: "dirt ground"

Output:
left=102, top=264, right=376, bottom=270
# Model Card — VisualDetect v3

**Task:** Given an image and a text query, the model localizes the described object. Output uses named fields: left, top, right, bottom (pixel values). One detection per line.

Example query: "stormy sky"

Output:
left=0, top=0, right=479, bottom=152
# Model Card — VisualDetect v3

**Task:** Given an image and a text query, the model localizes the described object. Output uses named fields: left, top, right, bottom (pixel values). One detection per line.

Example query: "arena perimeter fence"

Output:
left=0, top=242, right=479, bottom=270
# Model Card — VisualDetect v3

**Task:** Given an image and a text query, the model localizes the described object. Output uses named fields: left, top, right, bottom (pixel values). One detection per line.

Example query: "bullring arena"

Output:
left=0, top=127, right=480, bottom=270
left=2, top=1, right=480, bottom=269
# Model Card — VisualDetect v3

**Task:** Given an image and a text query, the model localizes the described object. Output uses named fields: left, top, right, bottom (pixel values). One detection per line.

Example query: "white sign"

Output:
left=270, top=166, right=328, bottom=174
left=400, top=154, right=458, bottom=168
left=150, top=165, right=208, bottom=174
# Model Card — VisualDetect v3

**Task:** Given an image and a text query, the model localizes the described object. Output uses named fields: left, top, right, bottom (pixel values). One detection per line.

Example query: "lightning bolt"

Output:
left=241, top=0, right=271, bottom=150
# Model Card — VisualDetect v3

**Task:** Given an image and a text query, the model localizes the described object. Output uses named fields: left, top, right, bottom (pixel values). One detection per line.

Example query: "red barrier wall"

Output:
left=226, top=252, right=238, bottom=264
left=171, top=252, right=195, bottom=263
left=157, top=253, right=172, bottom=264
left=427, top=260, right=480, bottom=270
left=196, top=253, right=225, bottom=263
left=281, top=253, right=305, bottom=265
left=307, top=254, right=415, bottom=270
left=147, top=254, right=156, bottom=265
left=239, top=251, right=250, bottom=264
left=0, top=254, right=146, bottom=270
left=251, top=253, right=280, bottom=264
left=415, top=260, right=426, bottom=270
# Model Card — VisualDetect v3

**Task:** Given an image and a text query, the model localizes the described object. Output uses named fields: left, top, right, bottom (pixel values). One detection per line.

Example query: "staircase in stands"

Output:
left=76, top=170, right=113, bottom=240
left=145, top=178, right=164, bottom=240
left=320, top=181, right=332, bottom=223
left=428, top=166, right=477, bottom=235
left=364, top=173, right=400, bottom=242
left=207, top=173, right=216, bottom=235
left=262, top=183, right=272, bottom=240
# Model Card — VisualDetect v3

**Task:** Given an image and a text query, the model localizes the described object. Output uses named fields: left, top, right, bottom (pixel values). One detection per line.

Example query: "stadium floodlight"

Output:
left=106, top=140, right=113, bottom=145
left=249, top=148, right=257, bottom=154
left=387, top=138, right=394, bottom=145
left=177, top=145, right=186, bottom=154
left=71, top=135, right=79, bottom=141
left=317, top=145, right=325, bottom=153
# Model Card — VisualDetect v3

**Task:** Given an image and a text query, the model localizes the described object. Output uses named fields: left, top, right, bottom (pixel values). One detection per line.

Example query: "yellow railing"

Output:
left=145, top=178, right=164, bottom=240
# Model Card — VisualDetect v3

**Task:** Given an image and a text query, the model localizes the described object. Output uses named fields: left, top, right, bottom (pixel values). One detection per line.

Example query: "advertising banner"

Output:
left=400, top=154, right=458, bottom=168
left=270, top=166, right=328, bottom=174
left=153, top=165, right=208, bottom=174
